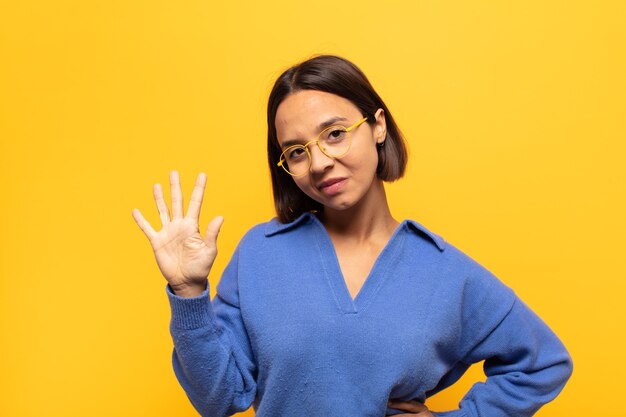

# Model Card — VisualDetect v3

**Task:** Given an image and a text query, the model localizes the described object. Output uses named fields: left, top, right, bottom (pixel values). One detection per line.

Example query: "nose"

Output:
left=308, top=142, right=334, bottom=174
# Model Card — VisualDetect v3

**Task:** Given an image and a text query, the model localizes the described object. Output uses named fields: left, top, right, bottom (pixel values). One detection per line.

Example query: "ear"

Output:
left=373, top=108, right=387, bottom=144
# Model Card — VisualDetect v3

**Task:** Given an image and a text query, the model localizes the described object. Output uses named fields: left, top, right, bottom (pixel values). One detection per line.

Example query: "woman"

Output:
left=132, top=55, right=573, bottom=417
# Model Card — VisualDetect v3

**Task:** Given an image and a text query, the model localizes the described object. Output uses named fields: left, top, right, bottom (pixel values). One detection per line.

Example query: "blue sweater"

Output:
left=166, top=212, right=573, bottom=417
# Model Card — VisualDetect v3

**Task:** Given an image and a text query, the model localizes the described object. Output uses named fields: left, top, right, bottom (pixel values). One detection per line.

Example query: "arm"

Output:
left=133, top=171, right=257, bottom=416
left=167, top=246, right=257, bottom=417
left=432, top=295, right=573, bottom=417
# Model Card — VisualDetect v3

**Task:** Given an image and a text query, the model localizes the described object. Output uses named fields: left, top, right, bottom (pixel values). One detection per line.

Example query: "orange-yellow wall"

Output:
left=1, top=1, right=624, bottom=416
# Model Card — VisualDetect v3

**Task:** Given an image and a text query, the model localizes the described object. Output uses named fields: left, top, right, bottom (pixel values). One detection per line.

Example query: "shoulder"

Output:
left=403, top=219, right=502, bottom=278
left=401, top=218, right=490, bottom=278
left=403, top=219, right=516, bottom=306
left=405, top=221, right=518, bottom=341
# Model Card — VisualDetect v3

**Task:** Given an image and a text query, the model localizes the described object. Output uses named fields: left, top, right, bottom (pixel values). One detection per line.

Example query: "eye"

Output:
left=287, top=146, right=306, bottom=160
left=324, top=127, right=348, bottom=142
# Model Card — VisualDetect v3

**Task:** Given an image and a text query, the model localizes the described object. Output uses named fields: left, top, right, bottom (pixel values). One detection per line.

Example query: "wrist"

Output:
left=171, top=280, right=208, bottom=298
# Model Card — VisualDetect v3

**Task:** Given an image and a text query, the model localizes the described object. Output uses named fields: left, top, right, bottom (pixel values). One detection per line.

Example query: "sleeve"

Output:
left=432, top=287, right=574, bottom=417
left=166, top=245, right=257, bottom=417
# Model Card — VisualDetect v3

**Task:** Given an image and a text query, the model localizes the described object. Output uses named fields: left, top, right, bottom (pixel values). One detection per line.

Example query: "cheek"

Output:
left=343, top=145, right=380, bottom=178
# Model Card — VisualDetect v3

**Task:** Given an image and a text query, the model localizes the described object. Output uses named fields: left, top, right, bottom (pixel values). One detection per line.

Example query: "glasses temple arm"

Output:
left=346, top=116, right=369, bottom=132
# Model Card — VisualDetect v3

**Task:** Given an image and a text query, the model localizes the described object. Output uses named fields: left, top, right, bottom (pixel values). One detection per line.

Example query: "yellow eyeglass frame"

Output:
left=277, top=116, right=369, bottom=177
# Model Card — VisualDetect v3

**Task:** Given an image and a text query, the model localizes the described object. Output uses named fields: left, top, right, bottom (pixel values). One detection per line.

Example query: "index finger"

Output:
left=185, top=172, right=207, bottom=221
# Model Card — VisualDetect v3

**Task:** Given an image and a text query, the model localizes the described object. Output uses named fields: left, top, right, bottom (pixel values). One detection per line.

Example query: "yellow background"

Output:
left=1, top=1, right=624, bottom=416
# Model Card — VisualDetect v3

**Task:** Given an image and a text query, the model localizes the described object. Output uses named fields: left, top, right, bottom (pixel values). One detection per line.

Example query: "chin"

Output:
left=322, top=202, right=354, bottom=212
left=300, top=190, right=351, bottom=211
left=318, top=194, right=361, bottom=212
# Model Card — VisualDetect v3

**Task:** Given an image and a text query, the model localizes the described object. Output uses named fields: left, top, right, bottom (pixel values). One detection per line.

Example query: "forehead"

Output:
left=275, top=90, right=360, bottom=141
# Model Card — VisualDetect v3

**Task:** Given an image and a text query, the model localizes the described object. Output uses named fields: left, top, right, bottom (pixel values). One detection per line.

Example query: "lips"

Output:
left=317, top=177, right=347, bottom=196
left=317, top=177, right=346, bottom=189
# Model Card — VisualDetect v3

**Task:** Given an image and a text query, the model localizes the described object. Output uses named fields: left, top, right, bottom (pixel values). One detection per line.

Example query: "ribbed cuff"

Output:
left=166, top=282, right=216, bottom=330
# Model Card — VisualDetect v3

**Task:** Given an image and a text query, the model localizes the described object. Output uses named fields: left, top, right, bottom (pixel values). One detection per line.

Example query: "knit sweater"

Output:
left=166, top=212, right=573, bottom=417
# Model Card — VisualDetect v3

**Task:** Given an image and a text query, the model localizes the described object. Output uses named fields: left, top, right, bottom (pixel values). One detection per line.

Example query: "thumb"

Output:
left=204, top=215, right=224, bottom=246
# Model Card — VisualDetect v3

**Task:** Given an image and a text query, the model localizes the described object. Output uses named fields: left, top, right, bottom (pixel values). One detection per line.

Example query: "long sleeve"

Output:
left=432, top=295, right=573, bottom=417
left=166, top=246, right=257, bottom=417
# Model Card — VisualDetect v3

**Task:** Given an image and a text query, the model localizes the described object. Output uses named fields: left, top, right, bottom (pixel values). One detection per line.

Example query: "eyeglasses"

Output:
left=277, top=116, right=369, bottom=176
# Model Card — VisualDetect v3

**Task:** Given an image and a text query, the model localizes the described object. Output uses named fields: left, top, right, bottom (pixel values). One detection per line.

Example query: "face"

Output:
left=275, top=90, right=387, bottom=212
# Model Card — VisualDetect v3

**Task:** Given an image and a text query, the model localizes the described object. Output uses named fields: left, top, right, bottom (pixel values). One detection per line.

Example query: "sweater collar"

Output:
left=263, top=212, right=315, bottom=237
left=264, top=211, right=446, bottom=252
left=404, top=219, right=446, bottom=251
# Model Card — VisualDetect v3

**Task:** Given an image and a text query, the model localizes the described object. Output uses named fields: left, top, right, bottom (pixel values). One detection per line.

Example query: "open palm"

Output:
left=132, top=170, right=224, bottom=296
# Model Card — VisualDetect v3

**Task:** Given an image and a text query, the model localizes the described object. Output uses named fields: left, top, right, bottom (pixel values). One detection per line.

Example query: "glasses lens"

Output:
left=319, top=126, right=350, bottom=157
left=281, top=145, right=309, bottom=176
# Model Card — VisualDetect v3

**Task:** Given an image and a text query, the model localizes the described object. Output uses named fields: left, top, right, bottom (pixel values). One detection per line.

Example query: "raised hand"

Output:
left=132, top=170, right=224, bottom=298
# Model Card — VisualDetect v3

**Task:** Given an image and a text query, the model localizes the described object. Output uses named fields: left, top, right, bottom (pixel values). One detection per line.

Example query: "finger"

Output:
left=204, top=215, right=224, bottom=246
left=153, top=183, right=171, bottom=226
left=170, top=170, right=184, bottom=219
left=185, top=172, right=207, bottom=221
left=131, top=208, right=157, bottom=240
left=387, top=400, right=428, bottom=413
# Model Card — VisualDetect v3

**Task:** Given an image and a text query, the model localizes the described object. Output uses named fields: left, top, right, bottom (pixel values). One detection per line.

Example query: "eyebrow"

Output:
left=280, top=116, right=349, bottom=149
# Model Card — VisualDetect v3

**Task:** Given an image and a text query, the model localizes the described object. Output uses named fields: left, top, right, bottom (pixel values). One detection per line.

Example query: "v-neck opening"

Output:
left=310, top=215, right=408, bottom=314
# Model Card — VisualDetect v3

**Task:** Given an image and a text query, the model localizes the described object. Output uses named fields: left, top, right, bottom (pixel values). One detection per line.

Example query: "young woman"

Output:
left=132, top=55, right=573, bottom=417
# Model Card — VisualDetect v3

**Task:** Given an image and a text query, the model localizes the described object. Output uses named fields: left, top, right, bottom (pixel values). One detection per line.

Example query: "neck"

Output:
left=319, top=180, right=399, bottom=243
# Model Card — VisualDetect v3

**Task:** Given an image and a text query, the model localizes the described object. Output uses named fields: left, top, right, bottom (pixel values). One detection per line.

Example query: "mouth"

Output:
left=317, top=177, right=347, bottom=195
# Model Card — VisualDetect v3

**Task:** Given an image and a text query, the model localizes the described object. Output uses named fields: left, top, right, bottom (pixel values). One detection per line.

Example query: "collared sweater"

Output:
left=166, top=212, right=573, bottom=417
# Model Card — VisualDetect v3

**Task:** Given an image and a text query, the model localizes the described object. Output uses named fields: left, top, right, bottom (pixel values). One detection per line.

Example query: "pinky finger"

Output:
left=132, top=208, right=157, bottom=241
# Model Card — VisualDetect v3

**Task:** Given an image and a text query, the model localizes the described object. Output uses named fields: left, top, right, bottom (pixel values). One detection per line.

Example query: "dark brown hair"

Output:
left=267, top=54, right=408, bottom=223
